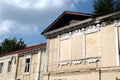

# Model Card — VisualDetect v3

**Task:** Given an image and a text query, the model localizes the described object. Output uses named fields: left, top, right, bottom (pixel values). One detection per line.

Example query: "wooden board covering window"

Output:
left=71, top=35, right=83, bottom=60
left=86, top=32, right=98, bottom=58
left=49, top=38, right=58, bottom=64
left=60, top=39, right=69, bottom=61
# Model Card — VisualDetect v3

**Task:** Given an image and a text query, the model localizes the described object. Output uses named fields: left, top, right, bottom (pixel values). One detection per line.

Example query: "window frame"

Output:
left=7, top=61, right=12, bottom=73
left=0, top=62, right=3, bottom=73
left=24, top=55, right=31, bottom=73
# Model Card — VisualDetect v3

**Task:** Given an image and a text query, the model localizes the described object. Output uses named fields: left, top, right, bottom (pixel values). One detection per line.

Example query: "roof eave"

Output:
left=43, top=11, right=120, bottom=38
left=41, top=11, right=95, bottom=35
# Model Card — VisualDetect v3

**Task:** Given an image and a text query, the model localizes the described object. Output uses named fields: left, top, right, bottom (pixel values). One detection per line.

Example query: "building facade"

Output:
left=0, top=43, right=46, bottom=80
left=42, top=11, right=120, bottom=80
left=0, top=51, right=18, bottom=80
left=1, top=11, right=120, bottom=80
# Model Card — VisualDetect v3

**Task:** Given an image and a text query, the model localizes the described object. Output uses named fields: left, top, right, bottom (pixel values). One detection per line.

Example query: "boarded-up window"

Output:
left=7, top=61, right=12, bottom=72
left=0, top=63, right=3, bottom=73
left=71, top=35, right=83, bottom=60
left=49, top=38, right=58, bottom=64
left=49, top=39, right=54, bottom=64
left=60, top=39, right=69, bottom=61
left=86, top=32, right=98, bottom=58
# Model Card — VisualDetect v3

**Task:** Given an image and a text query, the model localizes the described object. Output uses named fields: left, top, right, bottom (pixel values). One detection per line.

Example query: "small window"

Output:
left=0, top=63, right=3, bottom=73
left=24, top=58, right=30, bottom=72
left=7, top=61, right=12, bottom=72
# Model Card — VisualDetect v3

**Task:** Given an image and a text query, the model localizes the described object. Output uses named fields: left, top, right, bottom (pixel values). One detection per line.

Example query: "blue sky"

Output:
left=0, top=0, right=94, bottom=45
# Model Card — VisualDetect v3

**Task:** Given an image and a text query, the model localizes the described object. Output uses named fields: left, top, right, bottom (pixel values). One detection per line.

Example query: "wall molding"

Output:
left=58, top=61, right=69, bottom=66
left=85, top=25, right=100, bottom=34
left=59, top=24, right=101, bottom=40
left=58, top=57, right=100, bottom=66
left=71, top=60, right=83, bottom=65
left=85, top=57, right=100, bottom=63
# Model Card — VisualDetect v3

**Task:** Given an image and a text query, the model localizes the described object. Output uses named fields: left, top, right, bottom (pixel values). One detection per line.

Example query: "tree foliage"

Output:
left=0, top=38, right=26, bottom=54
left=93, top=0, right=120, bottom=15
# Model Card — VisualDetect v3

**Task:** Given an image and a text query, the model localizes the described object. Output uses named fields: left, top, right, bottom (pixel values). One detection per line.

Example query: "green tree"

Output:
left=93, top=0, right=114, bottom=15
left=0, top=38, right=26, bottom=54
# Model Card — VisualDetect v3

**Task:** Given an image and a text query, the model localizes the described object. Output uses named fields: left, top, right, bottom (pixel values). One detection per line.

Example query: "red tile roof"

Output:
left=0, top=43, right=46, bottom=57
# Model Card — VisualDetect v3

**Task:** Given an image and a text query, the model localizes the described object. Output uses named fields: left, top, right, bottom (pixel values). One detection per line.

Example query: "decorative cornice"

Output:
left=58, top=61, right=69, bottom=66
left=59, top=24, right=101, bottom=40
left=85, top=25, right=100, bottom=34
left=71, top=60, right=83, bottom=65
left=60, top=32, right=71, bottom=40
left=114, top=19, right=120, bottom=27
left=72, top=29, right=83, bottom=37
left=58, top=57, right=100, bottom=66
left=85, top=57, right=100, bottom=63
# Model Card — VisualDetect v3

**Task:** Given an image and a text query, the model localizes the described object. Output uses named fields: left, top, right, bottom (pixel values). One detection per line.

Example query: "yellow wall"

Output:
left=60, top=39, right=69, bottom=61
left=86, top=32, right=99, bottom=58
left=48, top=33, right=100, bottom=72
left=49, top=38, right=58, bottom=66
left=0, top=55, right=18, bottom=80
left=16, top=49, right=46, bottom=80
left=48, top=23, right=119, bottom=73
left=71, top=35, right=83, bottom=60
left=49, top=71, right=99, bottom=80
left=100, top=24, right=117, bottom=67
left=44, top=67, right=120, bottom=80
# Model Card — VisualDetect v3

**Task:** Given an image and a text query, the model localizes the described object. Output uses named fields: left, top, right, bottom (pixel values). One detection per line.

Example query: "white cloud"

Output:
left=0, top=0, right=82, bottom=44
left=0, top=0, right=79, bottom=34
left=0, top=20, right=12, bottom=35
left=0, top=0, right=79, bottom=24
left=0, top=20, right=39, bottom=36
left=1, top=0, right=77, bottom=9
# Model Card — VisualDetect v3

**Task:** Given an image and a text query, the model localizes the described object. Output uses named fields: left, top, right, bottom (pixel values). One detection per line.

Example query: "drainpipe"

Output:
left=15, top=54, right=19, bottom=80
left=36, top=51, right=41, bottom=80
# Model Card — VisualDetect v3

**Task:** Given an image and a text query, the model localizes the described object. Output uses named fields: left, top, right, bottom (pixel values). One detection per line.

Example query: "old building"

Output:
left=0, top=43, right=46, bottom=80
left=42, top=11, right=120, bottom=80
left=1, top=11, right=120, bottom=80
left=0, top=50, right=18, bottom=80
